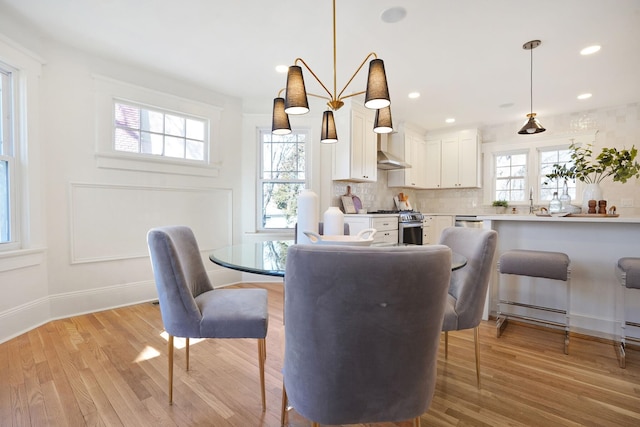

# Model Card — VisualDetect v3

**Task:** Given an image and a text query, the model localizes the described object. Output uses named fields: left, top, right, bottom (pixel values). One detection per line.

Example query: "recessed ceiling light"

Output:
left=580, top=45, right=601, bottom=56
left=445, top=118, right=455, bottom=124
left=380, top=7, right=407, bottom=23
left=408, top=92, right=420, bottom=99
left=275, top=65, right=289, bottom=73
left=499, top=102, right=514, bottom=108
left=577, top=93, right=592, bottom=100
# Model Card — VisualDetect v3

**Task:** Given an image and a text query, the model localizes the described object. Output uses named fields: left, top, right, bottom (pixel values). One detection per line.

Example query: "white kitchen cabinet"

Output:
left=425, top=129, right=481, bottom=189
left=388, top=127, right=428, bottom=188
left=422, top=215, right=454, bottom=244
left=332, top=103, right=377, bottom=182
left=344, top=214, right=398, bottom=245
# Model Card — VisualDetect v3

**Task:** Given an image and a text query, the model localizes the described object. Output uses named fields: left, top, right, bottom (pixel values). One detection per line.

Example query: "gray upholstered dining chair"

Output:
left=147, top=226, right=269, bottom=409
left=281, top=244, right=452, bottom=427
left=438, top=226, right=498, bottom=388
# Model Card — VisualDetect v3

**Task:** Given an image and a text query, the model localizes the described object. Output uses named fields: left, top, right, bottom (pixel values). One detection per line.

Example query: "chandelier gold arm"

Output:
left=294, top=57, right=334, bottom=102
left=336, top=52, right=377, bottom=101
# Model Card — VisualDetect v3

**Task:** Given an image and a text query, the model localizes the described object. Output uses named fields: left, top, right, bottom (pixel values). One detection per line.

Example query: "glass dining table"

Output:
left=209, top=240, right=467, bottom=277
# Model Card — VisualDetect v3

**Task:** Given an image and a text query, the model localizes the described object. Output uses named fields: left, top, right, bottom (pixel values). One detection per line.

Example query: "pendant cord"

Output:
left=530, top=47, right=533, bottom=115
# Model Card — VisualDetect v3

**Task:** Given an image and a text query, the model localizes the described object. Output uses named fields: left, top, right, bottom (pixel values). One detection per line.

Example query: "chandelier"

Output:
left=271, top=0, right=393, bottom=143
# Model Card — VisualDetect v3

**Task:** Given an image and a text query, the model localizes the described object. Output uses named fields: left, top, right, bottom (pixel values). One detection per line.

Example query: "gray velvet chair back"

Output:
left=147, top=226, right=214, bottom=338
left=439, top=227, right=498, bottom=330
left=283, top=244, right=452, bottom=425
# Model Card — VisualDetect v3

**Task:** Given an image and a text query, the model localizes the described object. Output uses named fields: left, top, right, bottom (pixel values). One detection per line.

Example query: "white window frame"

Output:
left=257, top=127, right=309, bottom=231
left=113, top=100, right=209, bottom=162
left=538, top=145, right=578, bottom=202
left=0, top=61, right=19, bottom=251
left=493, top=149, right=529, bottom=203
left=93, top=75, right=222, bottom=178
left=482, top=131, right=597, bottom=206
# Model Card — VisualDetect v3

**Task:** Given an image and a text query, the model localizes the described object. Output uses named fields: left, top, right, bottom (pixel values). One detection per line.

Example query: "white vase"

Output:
left=323, top=206, right=344, bottom=236
left=296, top=189, right=319, bottom=244
left=581, top=183, right=603, bottom=213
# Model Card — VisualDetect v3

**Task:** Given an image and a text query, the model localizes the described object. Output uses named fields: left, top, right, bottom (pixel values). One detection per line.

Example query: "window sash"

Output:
left=258, top=129, right=308, bottom=230
left=0, top=62, right=17, bottom=248
left=114, top=100, right=208, bottom=162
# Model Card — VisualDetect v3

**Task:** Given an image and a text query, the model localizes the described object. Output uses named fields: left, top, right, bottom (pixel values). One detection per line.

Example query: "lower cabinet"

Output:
left=344, top=215, right=398, bottom=245
left=422, top=215, right=454, bottom=244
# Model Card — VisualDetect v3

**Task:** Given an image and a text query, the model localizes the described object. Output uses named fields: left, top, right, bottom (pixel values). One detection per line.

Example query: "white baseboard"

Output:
left=0, top=268, right=279, bottom=344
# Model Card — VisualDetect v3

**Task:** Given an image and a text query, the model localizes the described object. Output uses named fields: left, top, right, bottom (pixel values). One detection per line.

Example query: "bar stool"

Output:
left=496, top=249, right=571, bottom=354
left=616, top=257, right=640, bottom=368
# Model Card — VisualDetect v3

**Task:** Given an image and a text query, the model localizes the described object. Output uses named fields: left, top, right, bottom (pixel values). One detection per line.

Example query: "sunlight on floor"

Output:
left=159, top=331, right=204, bottom=349
left=134, top=345, right=160, bottom=363
left=134, top=332, right=206, bottom=363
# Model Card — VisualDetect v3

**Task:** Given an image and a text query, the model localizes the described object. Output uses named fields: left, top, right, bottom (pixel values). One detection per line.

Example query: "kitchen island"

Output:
left=478, top=214, right=640, bottom=340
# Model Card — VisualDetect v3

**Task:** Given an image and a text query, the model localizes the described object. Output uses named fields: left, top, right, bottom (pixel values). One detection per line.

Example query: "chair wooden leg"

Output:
left=311, top=423, right=320, bottom=427
left=280, top=383, right=288, bottom=426
left=168, top=334, right=174, bottom=404
left=444, top=331, right=449, bottom=359
left=474, top=326, right=481, bottom=389
left=258, top=339, right=266, bottom=412
left=185, top=337, right=190, bottom=371
left=413, top=416, right=421, bottom=427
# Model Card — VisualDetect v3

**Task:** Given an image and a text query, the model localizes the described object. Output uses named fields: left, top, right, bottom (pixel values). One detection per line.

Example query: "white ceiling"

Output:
left=2, top=0, right=640, bottom=132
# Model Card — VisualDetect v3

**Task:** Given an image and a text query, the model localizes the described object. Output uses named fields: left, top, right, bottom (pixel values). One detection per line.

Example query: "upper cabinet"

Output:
left=332, top=102, right=377, bottom=183
left=426, top=129, right=481, bottom=189
left=388, top=126, right=428, bottom=188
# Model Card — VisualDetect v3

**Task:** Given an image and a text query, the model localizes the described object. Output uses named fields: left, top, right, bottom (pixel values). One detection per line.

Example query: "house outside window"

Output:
left=259, top=128, right=308, bottom=230
left=114, top=101, right=208, bottom=161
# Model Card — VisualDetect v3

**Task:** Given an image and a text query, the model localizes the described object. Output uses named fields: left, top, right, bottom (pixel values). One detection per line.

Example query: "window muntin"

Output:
left=114, top=101, right=207, bottom=161
left=259, top=129, right=308, bottom=230
left=495, top=153, right=527, bottom=202
left=539, top=147, right=576, bottom=202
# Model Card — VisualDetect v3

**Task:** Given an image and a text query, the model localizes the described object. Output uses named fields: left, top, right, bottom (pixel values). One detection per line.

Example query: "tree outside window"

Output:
left=495, top=153, right=527, bottom=202
left=539, top=148, right=576, bottom=201
left=259, top=129, right=308, bottom=229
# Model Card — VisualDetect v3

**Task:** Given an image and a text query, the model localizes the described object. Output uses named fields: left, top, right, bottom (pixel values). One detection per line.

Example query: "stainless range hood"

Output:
left=377, top=134, right=411, bottom=170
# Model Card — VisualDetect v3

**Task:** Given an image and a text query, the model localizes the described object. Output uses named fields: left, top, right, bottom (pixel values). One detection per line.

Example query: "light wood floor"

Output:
left=2, top=283, right=640, bottom=426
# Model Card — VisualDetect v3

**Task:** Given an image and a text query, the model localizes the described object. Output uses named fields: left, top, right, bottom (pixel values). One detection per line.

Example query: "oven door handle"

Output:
left=400, top=222, right=423, bottom=228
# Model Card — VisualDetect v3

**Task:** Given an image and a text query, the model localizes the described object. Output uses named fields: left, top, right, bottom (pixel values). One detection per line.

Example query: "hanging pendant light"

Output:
left=518, top=40, right=546, bottom=135
left=284, top=65, right=309, bottom=115
left=271, top=97, right=291, bottom=135
left=364, top=59, right=391, bottom=110
left=320, top=110, right=338, bottom=143
left=373, top=106, right=393, bottom=134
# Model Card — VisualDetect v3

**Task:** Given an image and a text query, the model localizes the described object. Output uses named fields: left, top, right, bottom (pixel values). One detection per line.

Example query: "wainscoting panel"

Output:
left=70, top=183, right=232, bottom=264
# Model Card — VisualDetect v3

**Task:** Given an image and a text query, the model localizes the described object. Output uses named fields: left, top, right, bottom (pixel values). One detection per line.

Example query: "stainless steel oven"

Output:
left=399, top=212, right=424, bottom=245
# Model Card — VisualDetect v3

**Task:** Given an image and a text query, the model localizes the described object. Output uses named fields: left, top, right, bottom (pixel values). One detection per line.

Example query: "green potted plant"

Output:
left=492, top=200, right=509, bottom=213
left=546, top=142, right=640, bottom=212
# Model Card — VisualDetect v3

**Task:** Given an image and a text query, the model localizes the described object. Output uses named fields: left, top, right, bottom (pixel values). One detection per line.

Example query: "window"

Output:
left=0, top=64, right=15, bottom=245
left=259, top=129, right=308, bottom=230
left=482, top=132, right=595, bottom=206
left=539, top=147, right=576, bottom=202
left=114, top=101, right=207, bottom=161
left=494, top=152, right=527, bottom=202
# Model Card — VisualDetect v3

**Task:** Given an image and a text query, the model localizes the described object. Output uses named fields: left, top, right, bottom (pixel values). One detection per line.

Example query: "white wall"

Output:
left=0, top=13, right=248, bottom=342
